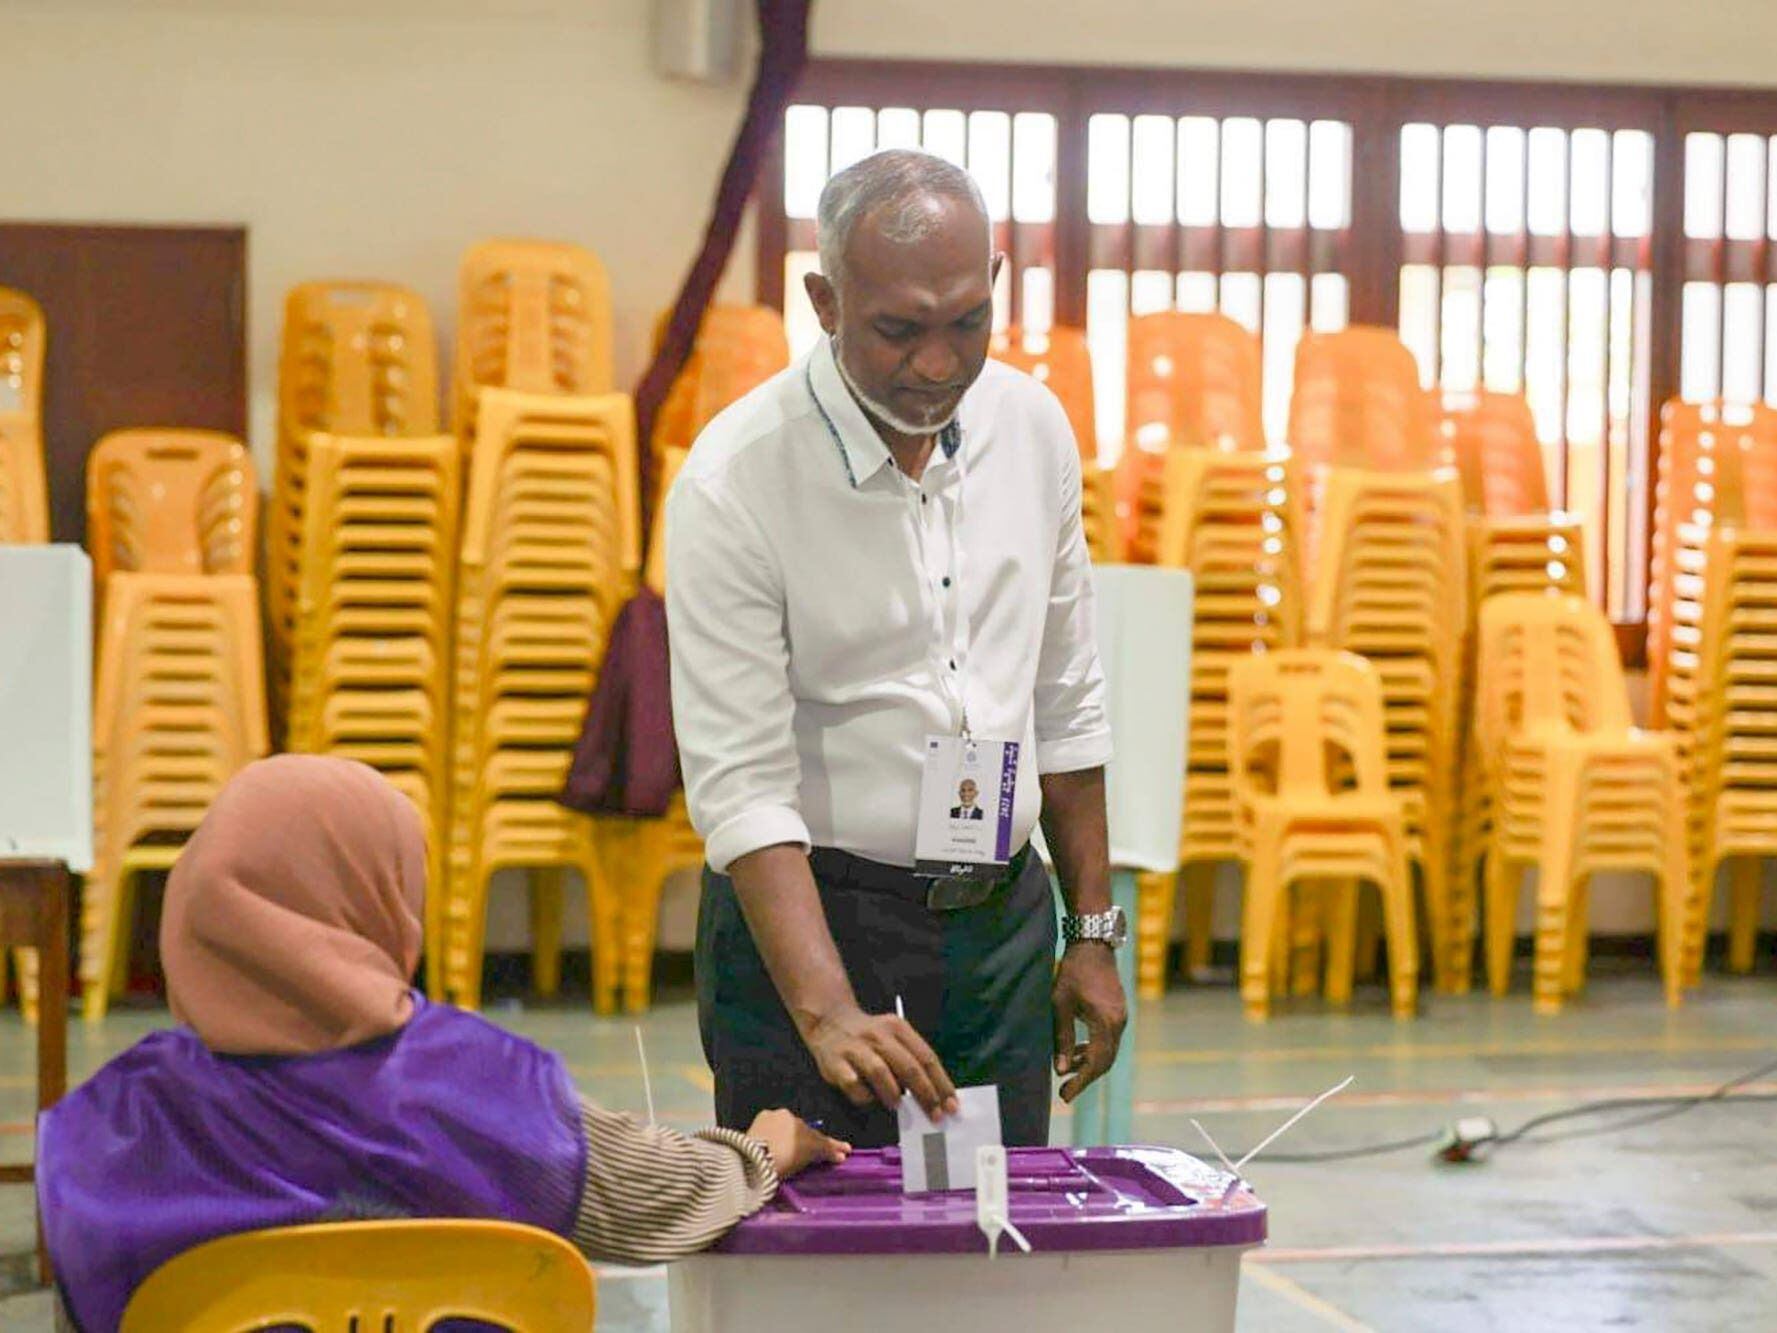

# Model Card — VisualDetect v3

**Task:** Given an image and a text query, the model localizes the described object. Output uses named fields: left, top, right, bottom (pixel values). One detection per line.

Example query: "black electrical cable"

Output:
left=1213, top=1054, right=1777, bottom=1166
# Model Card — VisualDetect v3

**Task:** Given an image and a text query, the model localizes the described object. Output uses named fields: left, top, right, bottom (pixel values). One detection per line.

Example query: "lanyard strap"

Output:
left=806, top=359, right=973, bottom=737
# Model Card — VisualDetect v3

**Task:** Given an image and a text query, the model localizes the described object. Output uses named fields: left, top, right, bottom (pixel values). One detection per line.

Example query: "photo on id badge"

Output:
left=916, top=735, right=1016, bottom=875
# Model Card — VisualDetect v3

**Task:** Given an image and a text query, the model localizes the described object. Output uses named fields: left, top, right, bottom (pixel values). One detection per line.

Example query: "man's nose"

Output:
left=909, top=338, right=960, bottom=385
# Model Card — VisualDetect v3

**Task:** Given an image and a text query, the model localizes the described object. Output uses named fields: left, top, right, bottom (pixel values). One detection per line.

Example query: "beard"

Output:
left=832, top=334, right=962, bottom=437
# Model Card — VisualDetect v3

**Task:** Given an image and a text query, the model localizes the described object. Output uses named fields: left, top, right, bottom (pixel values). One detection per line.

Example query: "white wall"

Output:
left=1, top=0, right=757, bottom=470
left=814, top=0, right=1777, bottom=87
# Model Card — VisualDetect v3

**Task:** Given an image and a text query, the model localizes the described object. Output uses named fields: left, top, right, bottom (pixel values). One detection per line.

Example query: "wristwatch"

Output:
left=1062, top=905, right=1128, bottom=949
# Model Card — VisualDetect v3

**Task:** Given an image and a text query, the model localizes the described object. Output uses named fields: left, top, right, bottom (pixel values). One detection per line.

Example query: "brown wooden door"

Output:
left=0, top=223, right=246, bottom=543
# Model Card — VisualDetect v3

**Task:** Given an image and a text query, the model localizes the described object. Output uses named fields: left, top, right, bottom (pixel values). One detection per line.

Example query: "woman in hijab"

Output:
left=38, top=755, right=846, bottom=1332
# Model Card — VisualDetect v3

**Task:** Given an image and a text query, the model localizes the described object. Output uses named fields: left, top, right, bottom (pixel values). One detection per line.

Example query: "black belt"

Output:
left=809, top=845, right=1033, bottom=912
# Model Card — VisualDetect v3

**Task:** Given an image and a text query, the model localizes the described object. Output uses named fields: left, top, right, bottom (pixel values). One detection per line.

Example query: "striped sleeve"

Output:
left=568, top=1096, right=780, bottom=1265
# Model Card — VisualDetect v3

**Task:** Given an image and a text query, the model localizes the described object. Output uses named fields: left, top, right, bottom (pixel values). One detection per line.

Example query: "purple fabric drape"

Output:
left=38, top=998, right=584, bottom=1333
left=558, top=586, right=678, bottom=815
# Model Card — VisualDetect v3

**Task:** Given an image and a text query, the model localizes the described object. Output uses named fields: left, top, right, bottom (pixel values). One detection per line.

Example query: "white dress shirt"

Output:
left=666, top=336, right=1112, bottom=874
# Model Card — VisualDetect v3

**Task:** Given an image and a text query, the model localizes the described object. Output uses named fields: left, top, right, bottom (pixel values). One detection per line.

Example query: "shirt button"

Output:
left=920, top=494, right=928, bottom=505
left=942, top=577, right=952, bottom=588
left=949, top=659, right=957, bottom=670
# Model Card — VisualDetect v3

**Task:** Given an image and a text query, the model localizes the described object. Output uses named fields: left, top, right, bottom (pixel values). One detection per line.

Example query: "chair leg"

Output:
left=1483, top=849, right=1519, bottom=997
left=448, top=852, right=491, bottom=1012
left=583, top=837, right=622, bottom=1016
left=1728, top=858, right=1761, bottom=975
left=622, top=827, right=668, bottom=1015
left=1288, top=882, right=1324, bottom=998
left=1659, top=852, right=1687, bottom=1009
left=1240, top=850, right=1283, bottom=1021
left=1135, top=869, right=1177, bottom=1001
left=1382, top=846, right=1420, bottom=1019
left=1183, top=862, right=1217, bottom=978
left=529, top=867, right=565, bottom=999
left=81, top=857, right=120, bottom=1023
left=1532, top=864, right=1574, bottom=1016
left=1322, top=880, right=1359, bottom=1007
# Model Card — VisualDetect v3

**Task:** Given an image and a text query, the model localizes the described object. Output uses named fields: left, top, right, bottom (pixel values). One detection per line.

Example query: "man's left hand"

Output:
left=1050, top=942, right=1128, bottom=1103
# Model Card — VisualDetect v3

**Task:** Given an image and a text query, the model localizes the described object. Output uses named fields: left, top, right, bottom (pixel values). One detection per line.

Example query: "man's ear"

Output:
left=805, top=271, right=840, bottom=338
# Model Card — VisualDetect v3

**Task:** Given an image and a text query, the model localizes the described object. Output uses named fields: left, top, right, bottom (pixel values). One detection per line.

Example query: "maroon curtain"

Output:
left=633, top=0, right=813, bottom=535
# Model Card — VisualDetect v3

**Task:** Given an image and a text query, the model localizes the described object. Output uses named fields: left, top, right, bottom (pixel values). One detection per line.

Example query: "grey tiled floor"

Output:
left=4, top=957, right=1775, bottom=1331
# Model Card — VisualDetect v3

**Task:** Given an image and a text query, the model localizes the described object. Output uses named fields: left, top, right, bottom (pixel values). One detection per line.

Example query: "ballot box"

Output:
left=669, top=1145, right=1265, bottom=1333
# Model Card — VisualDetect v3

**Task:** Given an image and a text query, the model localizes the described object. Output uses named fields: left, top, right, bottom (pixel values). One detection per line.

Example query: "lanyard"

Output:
left=806, top=359, right=974, bottom=738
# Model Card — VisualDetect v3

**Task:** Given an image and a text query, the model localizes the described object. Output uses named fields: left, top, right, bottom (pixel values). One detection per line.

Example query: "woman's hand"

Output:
left=746, top=1109, right=852, bottom=1177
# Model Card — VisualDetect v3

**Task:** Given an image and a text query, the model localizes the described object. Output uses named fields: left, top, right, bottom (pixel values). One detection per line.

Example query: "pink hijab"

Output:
left=160, top=754, right=426, bottom=1055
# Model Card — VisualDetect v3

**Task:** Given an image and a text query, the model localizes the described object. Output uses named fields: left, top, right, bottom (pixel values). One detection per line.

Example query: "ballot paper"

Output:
left=898, top=1085, right=1002, bottom=1194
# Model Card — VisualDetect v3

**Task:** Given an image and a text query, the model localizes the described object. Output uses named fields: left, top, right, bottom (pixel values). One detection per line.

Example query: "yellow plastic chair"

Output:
left=86, top=429, right=258, bottom=596
left=1440, top=390, right=1549, bottom=518
left=1136, top=446, right=1303, bottom=998
left=0, top=286, right=49, bottom=543
left=454, top=239, right=614, bottom=434
left=992, top=325, right=1099, bottom=460
left=1475, top=593, right=1691, bottom=1012
left=1228, top=650, right=1419, bottom=1020
left=119, top=1219, right=595, bottom=1332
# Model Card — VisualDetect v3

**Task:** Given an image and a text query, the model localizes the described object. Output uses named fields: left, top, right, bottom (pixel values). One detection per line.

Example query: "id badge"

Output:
left=915, top=734, right=1019, bottom=878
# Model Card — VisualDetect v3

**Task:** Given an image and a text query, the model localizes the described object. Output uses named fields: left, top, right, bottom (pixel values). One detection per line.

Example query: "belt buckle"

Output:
left=925, top=873, right=995, bottom=912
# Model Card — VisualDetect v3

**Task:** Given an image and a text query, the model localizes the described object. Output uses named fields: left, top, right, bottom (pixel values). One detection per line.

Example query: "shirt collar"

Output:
left=807, top=338, right=963, bottom=489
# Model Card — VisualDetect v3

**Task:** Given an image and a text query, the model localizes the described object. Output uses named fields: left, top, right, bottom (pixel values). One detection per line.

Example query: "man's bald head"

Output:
left=816, top=149, right=991, bottom=290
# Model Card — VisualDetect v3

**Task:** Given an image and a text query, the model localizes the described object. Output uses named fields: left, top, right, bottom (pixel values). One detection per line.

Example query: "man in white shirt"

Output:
left=669, top=148, right=1126, bottom=1148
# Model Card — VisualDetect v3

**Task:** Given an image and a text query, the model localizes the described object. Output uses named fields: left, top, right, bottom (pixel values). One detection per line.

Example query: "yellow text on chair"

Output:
left=120, top=1219, right=595, bottom=1333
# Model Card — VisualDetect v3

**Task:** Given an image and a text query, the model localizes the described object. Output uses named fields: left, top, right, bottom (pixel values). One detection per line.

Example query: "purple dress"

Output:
left=37, top=997, right=584, bottom=1333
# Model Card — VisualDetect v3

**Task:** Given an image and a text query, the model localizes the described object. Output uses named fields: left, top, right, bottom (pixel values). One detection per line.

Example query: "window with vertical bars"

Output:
left=1397, top=121, right=1655, bottom=617
left=759, top=60, right=1777, bottom=637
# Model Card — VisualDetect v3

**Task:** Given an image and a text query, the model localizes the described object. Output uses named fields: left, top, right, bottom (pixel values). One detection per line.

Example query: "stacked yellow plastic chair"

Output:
left=270, top=282, right=440, bottom=732
left=449, top=385, right=639, bottom=1011
left=589, top=447, right=702, bottom=1012
left=1475, top=593, right=1690, bottom=1011
left=80, top=430, right=266, bottom=1020
left=1136, top=446, right=1304, bottom=998
left=1662, top=424, right=1777, bottom=979
left=1119, top=313, right=1264, bottom=563
left=453, top=239, right=614, bottom=435
left=1289, top=326, right=1438, bottom=473
left=0, top=286, right=49, bottom=543
left=1306, top=465, right=1468, bottom=991
left=1228, top=650, right=1419, bottom=1019
left=284, top=433, right=460, bottom=993
left=1441, top=391, right=1587, bottom=989
left=1648, top=401, right=1777, bottom=727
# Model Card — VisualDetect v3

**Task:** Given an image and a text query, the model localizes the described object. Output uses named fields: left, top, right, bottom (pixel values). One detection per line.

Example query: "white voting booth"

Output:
left=0, top=545, right=93, bottom=872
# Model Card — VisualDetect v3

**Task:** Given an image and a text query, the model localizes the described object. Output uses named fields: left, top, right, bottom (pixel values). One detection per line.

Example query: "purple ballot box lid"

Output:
left=713, top=1145, right=1266, bottom=1256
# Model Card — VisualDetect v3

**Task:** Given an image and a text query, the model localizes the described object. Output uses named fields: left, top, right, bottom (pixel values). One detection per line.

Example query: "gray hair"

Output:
left=816, top=148, right=990, bottom=285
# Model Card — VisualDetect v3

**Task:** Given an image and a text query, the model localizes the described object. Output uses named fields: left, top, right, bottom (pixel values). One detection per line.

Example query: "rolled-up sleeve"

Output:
left=666, top=474, right=811, bottom=872
left=1033, top=427, right=1113, bottom=774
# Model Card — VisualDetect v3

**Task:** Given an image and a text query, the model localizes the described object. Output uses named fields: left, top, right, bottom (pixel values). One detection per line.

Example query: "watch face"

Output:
left=1108, top=905, right=1129, bottom=947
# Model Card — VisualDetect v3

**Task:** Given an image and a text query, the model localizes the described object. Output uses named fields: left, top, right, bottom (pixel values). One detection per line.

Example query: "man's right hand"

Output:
left=802, top=1004, right=960, bottom=1118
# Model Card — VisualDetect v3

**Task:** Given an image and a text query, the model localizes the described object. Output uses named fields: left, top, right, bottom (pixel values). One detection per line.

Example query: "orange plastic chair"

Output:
left=1440, top=390, right=1549, bottom=517
left=454, top=239, right=614, bottom=434
left=1119, top=313, right=1264, bottom=563
left=86, top=430, right=257, bottom=594
left=119, top=1219, right=595, bottom=1332
left=1228, top=650, right=1419, bottom=1019
left=1475, top=592, right=1691, bottom=1012
left=1290, top=326, right=1437, bottom=472
left=0, top=286, right=49, bottom=543
left=992, top=325, right=1098, bottom=460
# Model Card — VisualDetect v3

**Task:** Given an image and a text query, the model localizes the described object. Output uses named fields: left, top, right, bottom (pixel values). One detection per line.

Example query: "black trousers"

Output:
left=695, top=847, right=1057, bottom=1149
